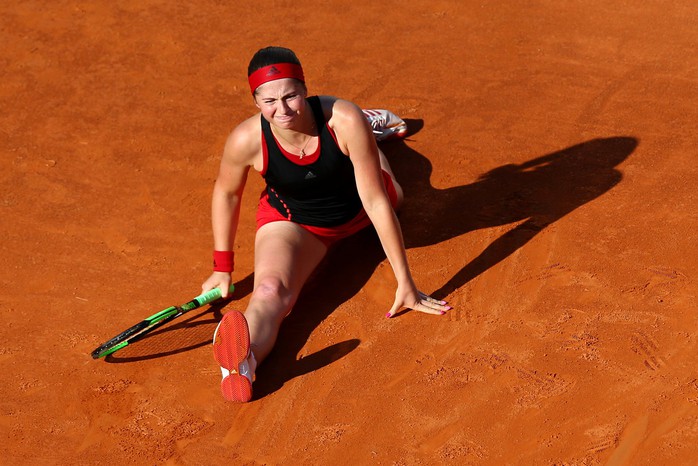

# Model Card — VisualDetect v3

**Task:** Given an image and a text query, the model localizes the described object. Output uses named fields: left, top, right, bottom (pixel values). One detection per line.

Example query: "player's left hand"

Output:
left=386, top=286, right=451, bottom=318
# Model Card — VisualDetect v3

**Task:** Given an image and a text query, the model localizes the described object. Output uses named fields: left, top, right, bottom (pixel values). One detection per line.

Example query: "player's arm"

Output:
left=329, top=99, right=448, bottom=316
left=333, top=101, right=409, bottom=272
left=203, top=118, right=258, bottom=296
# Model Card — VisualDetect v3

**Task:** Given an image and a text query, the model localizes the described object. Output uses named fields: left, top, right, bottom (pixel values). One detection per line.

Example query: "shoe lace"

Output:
left=368, top=116, right=387, bottom=135
left=370, top=116, right=386, bottom=129
left=363, top=110, right=387, bottom=133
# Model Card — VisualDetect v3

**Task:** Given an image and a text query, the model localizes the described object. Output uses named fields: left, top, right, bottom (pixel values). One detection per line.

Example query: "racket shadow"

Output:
left=104, top=303, right=225, bottom=362
left=104, top=273, right=255, bottom=363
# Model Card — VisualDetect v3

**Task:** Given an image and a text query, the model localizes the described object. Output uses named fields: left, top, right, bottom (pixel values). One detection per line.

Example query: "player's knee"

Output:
left=252, top=276, right=293, bottom=309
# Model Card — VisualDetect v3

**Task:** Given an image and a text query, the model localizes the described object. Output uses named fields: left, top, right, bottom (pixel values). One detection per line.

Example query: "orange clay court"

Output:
left=2, top=1, right=697, bottom=464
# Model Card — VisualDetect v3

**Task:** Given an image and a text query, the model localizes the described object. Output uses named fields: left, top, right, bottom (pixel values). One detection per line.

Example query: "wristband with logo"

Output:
left=213, top=250, right=234, bottom=273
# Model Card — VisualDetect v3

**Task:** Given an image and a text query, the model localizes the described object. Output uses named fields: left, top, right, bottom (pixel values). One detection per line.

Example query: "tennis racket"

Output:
left=91, top=285, right=234, bottom=359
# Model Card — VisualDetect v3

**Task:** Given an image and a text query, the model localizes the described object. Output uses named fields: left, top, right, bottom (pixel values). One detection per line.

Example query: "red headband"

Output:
left=248, top=63, right=305, bottom=93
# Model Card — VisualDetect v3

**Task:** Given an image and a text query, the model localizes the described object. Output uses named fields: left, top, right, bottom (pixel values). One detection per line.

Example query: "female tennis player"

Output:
left=201, top=46, right=450, bottom=402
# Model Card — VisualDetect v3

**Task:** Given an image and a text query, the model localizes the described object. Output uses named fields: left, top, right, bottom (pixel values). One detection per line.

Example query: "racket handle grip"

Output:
left=196, top=284, right=235, bottom=305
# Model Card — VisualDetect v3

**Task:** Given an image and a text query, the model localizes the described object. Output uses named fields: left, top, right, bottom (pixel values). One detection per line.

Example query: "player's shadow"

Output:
left=391, top=123, right=638, bottom=298
left=254, top=127, right=638, bottom=398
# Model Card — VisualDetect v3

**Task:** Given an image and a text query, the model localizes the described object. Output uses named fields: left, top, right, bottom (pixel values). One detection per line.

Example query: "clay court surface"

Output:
left=2, top=1, right=698, bottom=464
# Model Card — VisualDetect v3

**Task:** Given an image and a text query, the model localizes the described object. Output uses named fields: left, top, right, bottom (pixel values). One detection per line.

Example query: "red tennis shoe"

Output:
left=212, top=311, right=256, bottom=402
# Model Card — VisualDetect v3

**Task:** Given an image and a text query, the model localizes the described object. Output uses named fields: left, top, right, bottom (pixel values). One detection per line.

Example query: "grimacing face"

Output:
left=253, top=78, right=309, bottom=129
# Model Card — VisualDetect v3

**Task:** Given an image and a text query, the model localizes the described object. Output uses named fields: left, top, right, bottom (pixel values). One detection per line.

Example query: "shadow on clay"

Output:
left=388, top=124, right=638, bottom=298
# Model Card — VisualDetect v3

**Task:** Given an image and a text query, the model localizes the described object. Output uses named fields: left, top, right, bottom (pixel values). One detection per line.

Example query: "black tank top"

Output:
left=261, top=96, right=363, bottom=227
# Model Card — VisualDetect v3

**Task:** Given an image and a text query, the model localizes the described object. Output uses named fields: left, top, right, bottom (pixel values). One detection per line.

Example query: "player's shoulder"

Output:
left=317, top=95, right=361, bottom=113
left=223, top=113, right=262, bottom=165
left=317, top=95, right=364, bottom=128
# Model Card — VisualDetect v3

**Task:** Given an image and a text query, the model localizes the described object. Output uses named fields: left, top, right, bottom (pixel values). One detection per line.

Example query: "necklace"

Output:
left=272, top=122, right=316, bottom=159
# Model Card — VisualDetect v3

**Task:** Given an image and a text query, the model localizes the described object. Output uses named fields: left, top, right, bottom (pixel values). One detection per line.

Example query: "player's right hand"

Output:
left=202, top=271, right=233, bottom=298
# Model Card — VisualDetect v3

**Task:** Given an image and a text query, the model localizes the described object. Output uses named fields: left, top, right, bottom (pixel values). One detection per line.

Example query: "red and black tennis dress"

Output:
left=260, top=96, right=363, bottom=227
